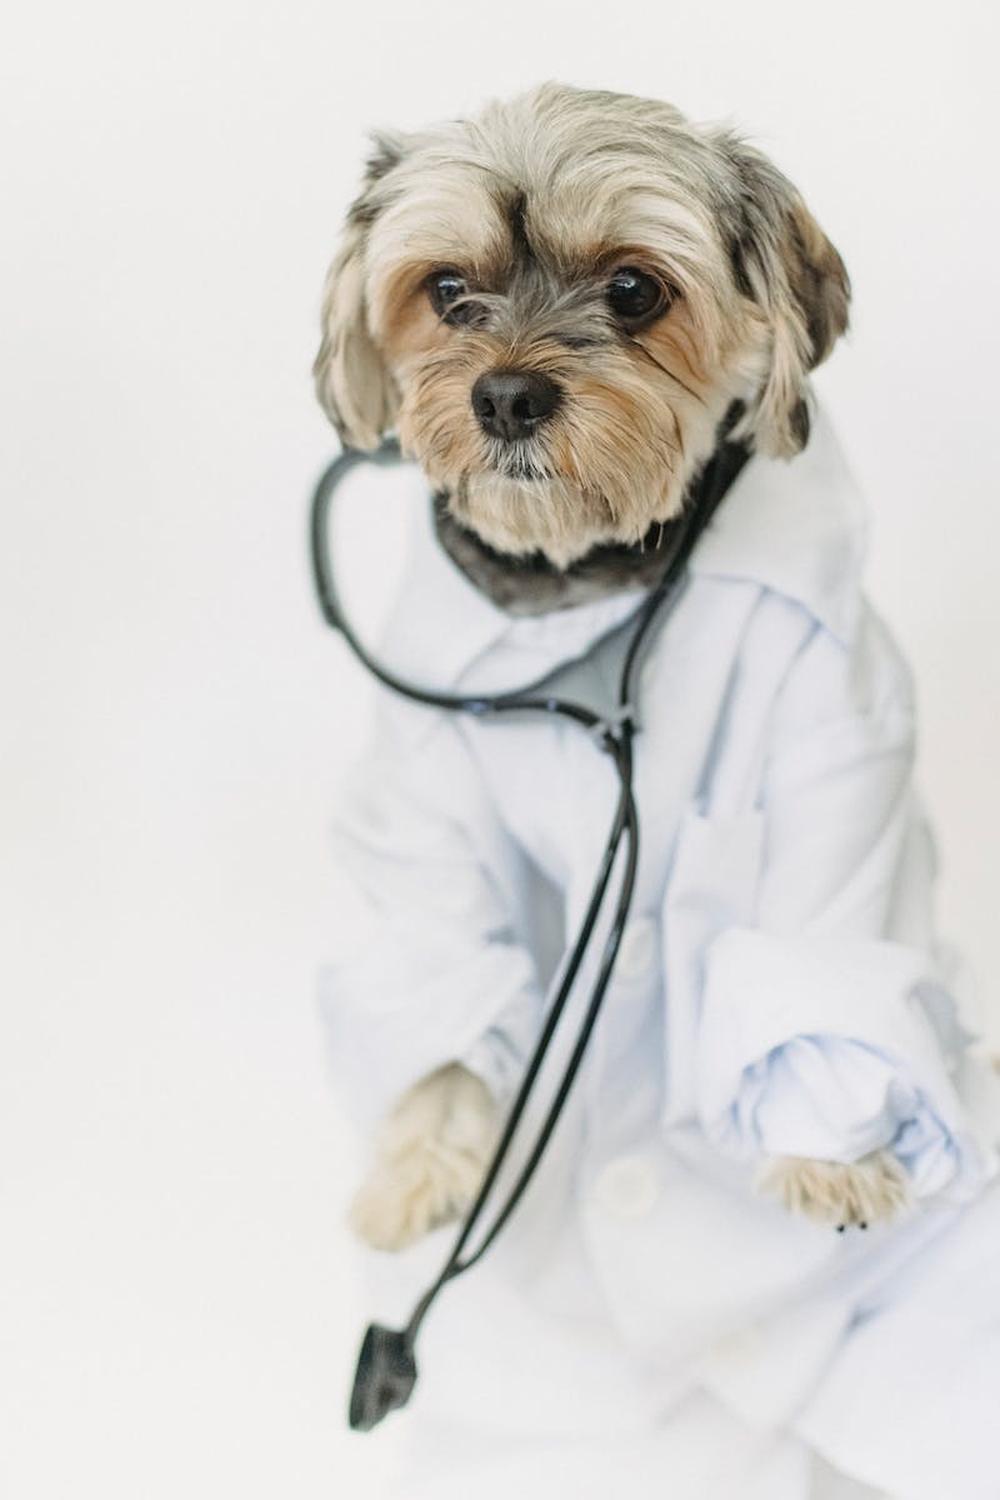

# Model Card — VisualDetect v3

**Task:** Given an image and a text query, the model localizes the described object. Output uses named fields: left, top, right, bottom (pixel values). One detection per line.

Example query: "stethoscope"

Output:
left=309, top=434, right=749, bottom=1431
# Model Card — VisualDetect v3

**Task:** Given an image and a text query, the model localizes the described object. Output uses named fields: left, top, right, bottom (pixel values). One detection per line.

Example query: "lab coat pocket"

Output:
left=661, top=804, right=764, bottom=1126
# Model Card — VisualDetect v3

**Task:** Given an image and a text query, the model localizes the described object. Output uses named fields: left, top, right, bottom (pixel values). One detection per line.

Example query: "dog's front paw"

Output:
left=350, top=1063, right=500, bottom=1252
left=758, top=1149, right=910, bottom=1230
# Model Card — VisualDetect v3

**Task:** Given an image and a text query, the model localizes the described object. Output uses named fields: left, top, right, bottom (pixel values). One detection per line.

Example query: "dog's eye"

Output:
left=428, top=270, right=468, bottom=317
left=606, top=268, right=670, bottom=326
left=426, top=270, right=487, bottom=328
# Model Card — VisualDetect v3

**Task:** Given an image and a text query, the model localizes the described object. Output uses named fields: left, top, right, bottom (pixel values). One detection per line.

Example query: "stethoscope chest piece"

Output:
left=348, top=1323, right=418, bottom=1432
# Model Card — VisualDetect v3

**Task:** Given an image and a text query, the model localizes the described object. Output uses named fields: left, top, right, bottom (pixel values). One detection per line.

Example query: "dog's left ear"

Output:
left=313, top=134, right=405, bottom=451
left=718, top=135, right=850, bottom=457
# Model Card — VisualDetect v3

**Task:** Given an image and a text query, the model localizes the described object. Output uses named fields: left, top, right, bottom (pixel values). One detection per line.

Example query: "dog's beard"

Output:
left=450, top=470, right=620, bottom=566
left=452, top=456, right=713, bottom=565
left=397, top=353, right=737, bottom=567
left=481, top=435, right=552, bottom=484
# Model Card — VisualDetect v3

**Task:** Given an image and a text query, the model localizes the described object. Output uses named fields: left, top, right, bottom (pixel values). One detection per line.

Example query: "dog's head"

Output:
left=314, top=83, right=849, bottom=567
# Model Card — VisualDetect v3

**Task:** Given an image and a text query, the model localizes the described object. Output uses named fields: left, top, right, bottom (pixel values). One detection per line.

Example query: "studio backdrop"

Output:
left=2, top=3, right=997, bottom=1497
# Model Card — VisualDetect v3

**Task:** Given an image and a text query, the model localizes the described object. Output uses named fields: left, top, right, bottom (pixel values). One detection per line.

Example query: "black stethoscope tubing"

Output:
left=309, top=438, right=736, bottom=1429
left=312, top=440, right=648, bottom=733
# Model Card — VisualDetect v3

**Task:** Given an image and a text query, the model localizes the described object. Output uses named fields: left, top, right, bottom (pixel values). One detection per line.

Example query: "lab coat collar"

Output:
left=387, top=473, right=646, bottom=696
left=689, top=406, right=868, bottom=645
left=384, top=405, right=867, bottom=694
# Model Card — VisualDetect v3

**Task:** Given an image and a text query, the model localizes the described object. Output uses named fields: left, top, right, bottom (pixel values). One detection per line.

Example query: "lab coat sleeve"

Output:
left=696, top=609, right=996, bottom=1202
left=319, top=704, right=542, bottom=1126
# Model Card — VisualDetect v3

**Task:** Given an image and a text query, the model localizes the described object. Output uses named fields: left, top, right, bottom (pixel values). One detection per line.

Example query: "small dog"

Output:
left=315, top=82, right=909, bottom=1250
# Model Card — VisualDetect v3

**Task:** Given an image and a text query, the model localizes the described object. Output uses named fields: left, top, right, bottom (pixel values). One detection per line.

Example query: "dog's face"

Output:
left=314, top=84, right=849, bottom=567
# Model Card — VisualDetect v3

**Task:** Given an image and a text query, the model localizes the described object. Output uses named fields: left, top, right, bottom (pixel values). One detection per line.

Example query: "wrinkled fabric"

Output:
left=698, top=933, right=990, bottom=1202
left=322, top=410, right=1000, bottom=1498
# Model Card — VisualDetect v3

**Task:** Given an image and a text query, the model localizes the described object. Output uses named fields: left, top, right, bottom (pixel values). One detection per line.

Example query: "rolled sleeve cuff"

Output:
left=460, top=1027, right=529, bottom=1103
left=318, top=938, right=540, bottom=1127
left=696, top=929, right=994, bottom=1202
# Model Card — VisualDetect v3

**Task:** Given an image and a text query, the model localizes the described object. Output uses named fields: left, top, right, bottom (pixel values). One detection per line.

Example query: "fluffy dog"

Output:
left=314, top=82, right=907, bottom=1249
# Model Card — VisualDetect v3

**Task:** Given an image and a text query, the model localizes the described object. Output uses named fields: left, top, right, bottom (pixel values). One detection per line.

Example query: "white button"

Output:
left=592, top=1154, right=660, bottom=1219
left=615, top=917, right=658, bottom=980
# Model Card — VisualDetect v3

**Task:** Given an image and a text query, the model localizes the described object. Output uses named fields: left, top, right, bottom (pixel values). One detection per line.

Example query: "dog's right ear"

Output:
left=313, top=134, right=406, bottom=451
left=714, top=133, right=850, bottom=459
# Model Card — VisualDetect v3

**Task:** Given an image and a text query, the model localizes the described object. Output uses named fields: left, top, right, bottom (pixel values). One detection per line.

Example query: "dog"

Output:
left=314, top=83, right=921, bottom=1252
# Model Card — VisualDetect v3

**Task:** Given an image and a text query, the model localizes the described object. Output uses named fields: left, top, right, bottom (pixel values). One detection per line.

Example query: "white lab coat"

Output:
left=322, top=412, right=1000, bottom=1500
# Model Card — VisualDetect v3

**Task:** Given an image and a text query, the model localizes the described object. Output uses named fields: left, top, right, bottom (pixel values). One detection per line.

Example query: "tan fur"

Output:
left=758, top=1150, right=910, bottom=1228
left=314, top=220, right=398, bottom=450
left=350, top=1063, right=499, bottom=1252
left=313, top=83, right=849, bottom=565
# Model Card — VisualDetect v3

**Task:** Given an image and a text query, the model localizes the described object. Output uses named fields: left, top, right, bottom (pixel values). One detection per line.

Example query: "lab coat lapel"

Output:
left=379, top=408, right=866, bottom=715
left=376, top=466, right=512, bottom=689
left=689, top=409, right=868, bottom=645
left=382, top=468, right=647, bottom=699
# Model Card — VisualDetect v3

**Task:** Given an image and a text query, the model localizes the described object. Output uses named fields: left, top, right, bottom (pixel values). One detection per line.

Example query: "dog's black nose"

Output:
left=471, top=369, right=561, bottom=442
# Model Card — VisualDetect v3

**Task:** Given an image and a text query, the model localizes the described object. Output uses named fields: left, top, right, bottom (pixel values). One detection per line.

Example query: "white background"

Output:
left=2, top=2, right=998, bottom=1495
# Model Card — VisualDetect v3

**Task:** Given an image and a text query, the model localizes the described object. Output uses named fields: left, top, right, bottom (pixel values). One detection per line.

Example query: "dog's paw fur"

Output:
left=758, top=1149, right=910, bottom=1229
left=350, top=1063, right=500, bottom=1252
